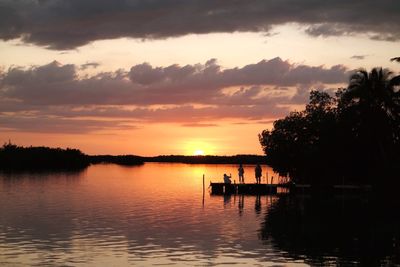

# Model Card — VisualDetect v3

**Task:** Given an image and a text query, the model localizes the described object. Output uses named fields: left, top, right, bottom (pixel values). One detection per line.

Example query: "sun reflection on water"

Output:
left=0, top=163, right=294, bottom=266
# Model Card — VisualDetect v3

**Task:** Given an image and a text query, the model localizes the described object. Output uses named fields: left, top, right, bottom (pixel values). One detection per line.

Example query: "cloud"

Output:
left=0, top=115, right=136, bottom=134
left=80, top=62, right=100, bottom=70
left=1, top=58, right=349, bottom=106
left=0, top=1, right=399, bottom=49
left=0, top=58, right=350, bottom=133
left=0, top=103, right=288, bottom=133
left=351, top=55, right=368, bottom=60
left=181, top=123, right=218, bottom=127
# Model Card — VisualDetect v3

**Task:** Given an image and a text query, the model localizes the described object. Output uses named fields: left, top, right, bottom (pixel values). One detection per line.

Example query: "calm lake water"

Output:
left=1, top=163, right=399, bottom=266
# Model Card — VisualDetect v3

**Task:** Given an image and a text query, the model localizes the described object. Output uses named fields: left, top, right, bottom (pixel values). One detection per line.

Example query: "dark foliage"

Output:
left=0, top=142, right=89, bottom=171
left=259, top=67, right=400, bottom=188
left=390, top=57, right=400, bottom=63
left=0, top=142, right=262, bottom=172
left=90, top=155, right=264, bottom=165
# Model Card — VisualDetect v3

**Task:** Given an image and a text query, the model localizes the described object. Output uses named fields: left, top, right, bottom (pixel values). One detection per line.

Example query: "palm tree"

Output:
left=338, top=68, right=400, bottom=176
left=343, top=68, right=400, bottom=122
left=390, top=57, right=400, bottom=63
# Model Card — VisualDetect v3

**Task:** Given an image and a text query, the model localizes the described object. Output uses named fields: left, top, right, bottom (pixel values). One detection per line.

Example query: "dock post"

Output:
left=202, top=174, right=205, bottom=206
left=203, top=174, right=205, bottom=194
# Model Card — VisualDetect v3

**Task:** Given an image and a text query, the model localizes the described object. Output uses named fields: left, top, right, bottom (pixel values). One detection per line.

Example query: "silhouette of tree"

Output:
left=337, top=68, right=400, bottom=185
left=390, top=57, right=400, bottom=62
left=259, top=91, right=338, bottom=185
left=0, top=142, right=89, bottom=171
left=260, top=67, right=400, bottom=189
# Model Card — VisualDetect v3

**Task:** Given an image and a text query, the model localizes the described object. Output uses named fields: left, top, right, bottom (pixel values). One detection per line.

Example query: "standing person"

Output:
left=238, top=163, right=245, bottom=183
left=255, top=164, right=262, bottom=184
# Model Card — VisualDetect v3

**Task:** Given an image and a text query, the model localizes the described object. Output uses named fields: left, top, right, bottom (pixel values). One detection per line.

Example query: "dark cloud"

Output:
left=1, top=58, right=349, bottom=106
left=80, top=62, right=100, bottom=70
left=351, top=55, right=368, bottom=60
left=0, top=0, right=399, bottom=49
left=0, top=58, right=350, bottom=133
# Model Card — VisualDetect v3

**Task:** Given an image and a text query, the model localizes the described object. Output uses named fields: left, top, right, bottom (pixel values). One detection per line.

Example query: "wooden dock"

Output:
left=210, top=182, right=280, bottom=195
left=209, top=182, right=372, bottom=195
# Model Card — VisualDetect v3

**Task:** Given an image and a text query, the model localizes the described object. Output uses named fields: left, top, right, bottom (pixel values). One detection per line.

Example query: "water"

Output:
left=0, top=163, right=399, bottom=266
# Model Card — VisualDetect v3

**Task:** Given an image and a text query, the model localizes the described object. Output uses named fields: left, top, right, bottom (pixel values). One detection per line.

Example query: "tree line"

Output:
left=259, top=67, right=400, bottom=189
left=0, top=142, right=266, bottom=172
left=143, top=155, right=266, bottom=164
left=0, top=142, right=146, bottom=171
left=0, top=142, right=90, bottom=171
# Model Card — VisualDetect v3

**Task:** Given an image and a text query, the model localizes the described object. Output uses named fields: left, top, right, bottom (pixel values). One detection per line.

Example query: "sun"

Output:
left=194, top=149, right=205, bottom=156
left=184, top=139, right=215, bottom=155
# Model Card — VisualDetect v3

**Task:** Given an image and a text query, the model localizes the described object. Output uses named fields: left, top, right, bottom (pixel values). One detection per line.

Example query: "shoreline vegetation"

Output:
left=143, top=155, right=266, bottom=164
left=0, top=142, right=267, bottom=172
left=0, top=142, right=90, bottom=172
left=259, top=67, right=400, bottom=191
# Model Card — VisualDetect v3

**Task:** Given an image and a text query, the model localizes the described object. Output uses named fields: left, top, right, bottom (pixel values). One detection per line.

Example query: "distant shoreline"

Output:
left=0, top=143, right=266, bottom=172
left=140, top=155, right=266, bottom=165
left=89, top=154, right=267, bottom=166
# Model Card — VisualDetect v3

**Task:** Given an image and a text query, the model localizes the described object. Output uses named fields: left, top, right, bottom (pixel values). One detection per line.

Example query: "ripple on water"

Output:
left=2, top=164, right=373, bottom=266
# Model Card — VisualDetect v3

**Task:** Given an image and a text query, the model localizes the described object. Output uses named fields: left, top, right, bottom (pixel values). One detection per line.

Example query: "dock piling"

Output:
left=202, top=174, right=205, bottom=206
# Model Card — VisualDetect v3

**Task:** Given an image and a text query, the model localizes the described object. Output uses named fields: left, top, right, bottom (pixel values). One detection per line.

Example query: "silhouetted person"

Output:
left=255, top=164, right=262, bottom=184
left=223, top=173, right=232, bottom=184
left=238, top=163, right=244, bottom=183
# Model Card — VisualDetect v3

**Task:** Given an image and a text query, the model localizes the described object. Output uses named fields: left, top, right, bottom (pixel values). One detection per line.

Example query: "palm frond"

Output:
left=389, top=75, right=400, bottom=86
left=390, top=57, right=400, bottom=62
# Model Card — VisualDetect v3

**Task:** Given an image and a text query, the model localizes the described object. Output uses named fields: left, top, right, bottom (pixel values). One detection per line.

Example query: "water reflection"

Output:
left=2, top=163, right=399, bottom=266
left=0, top=163, right=291, bottom=266
left=255, top=195, right=261, bottom=215
left=0, top=168, right=86, bottom=183
left=261, top=195, right=400, bottom=266
left=238, top=194, right=244, bottom=216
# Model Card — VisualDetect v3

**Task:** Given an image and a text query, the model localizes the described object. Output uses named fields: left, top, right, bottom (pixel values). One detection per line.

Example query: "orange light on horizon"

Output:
left=193, top=149, right=204, bottom=156
left=184, top=139, right=215, bottom=156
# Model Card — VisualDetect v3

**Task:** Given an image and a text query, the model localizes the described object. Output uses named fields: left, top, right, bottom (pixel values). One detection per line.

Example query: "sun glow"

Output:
left=194, top=149, right=204, bottom=156
left=184, top=139, right=215, bottom=156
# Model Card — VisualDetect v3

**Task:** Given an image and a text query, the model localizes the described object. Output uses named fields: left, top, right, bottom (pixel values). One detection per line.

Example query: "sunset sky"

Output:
left=0, top=0, right=399, bottom=156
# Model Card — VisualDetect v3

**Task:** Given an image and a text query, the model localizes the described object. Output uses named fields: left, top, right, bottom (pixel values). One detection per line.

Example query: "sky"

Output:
left=0, top=0, right=399, bottom=156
